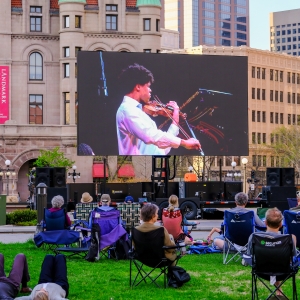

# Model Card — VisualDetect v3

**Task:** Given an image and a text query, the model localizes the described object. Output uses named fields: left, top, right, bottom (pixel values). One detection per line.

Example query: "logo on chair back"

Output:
left=260, top=240, right=266, bottom=245
left=231, top=219, right=245, bottom=223
left=261, top=240, right=282, bottom=247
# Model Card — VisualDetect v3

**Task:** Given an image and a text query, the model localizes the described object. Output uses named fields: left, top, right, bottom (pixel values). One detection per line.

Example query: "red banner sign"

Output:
left=0, top=66, right=9, bottom=124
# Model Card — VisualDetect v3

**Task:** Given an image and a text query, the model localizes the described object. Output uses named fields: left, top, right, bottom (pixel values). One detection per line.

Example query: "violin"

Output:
left=143, top=101, right=186, bottom=119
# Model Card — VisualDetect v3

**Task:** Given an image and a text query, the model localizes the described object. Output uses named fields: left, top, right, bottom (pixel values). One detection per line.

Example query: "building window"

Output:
left=262, top=111, right=266, bottom=122
left=252, top=110, right=255, bottom=122
left=257, top=111, right=260, bottom=122
left=293, top=114, right=296, bottom=124
left=257, top=155, right=262, bottom=166
left=270, top=69, right=273, bottom=80
left=287, top=72, right=291, bottom=83
left=63, top=63, right=69, bottom=78
left=63, top=16, right=69, bottom=28
left=75, top=47, right=81, bottom=57
left=64, top=92, right=70, bottom=125
left=75, top=16, right=81, bottom=28
left=288, top=114, right=291, bottom=125
left=252, top=155, right=257, bottom=167
left=280, top=113, right=283, bottom=124
left=288, top=92, right=291, bottom=103
left=263, top=155, right=267, bottom=167
left=29, top=52, right=43, bottom=80
left=263, top=133, right=266, bottom=144
left=156, top=19, right=160, bottom=32
left=252, top=88, right=255, bottom=99
left=280, top=91, right=283, bottom=102
left=252, top=132, right=256, bottom=144
left=30, top=6, right=42, bottom=32
left=257, top=88, right=260, bottom=100
left=106, top=15, right=117, bottom=30
left=262, top=68, right=266, bottom=79
left=262, top=89, right=266, bottom=100
left=271, top=156, right=274, bottom=167
left=270, top=90, right=273, bottom=101
left=63, top=47, right=69, bottom=57
left=292, top=93, right=296, bottom=104
left=275, top=70, right=278, bottom=81
left=257, top=67, right=260, bottom=79
left=280, top=71, right=283, bottom=82
left=297, top=93, right=300, bottom=104
left=257, top=133, right=261, bottom=144
left=292, top=73, right=296, bottom=84
left=29, top=94, right=43, bottom=124
left=252, top=66, right=255, bottom=78
left=270, top=112, right=274, bottom=123
left=143, top=49, right=151, bottom=53
left=144, top=19, right=151, bottom=31
left=275, top=90, right=278, bottom=102
left=106, top=4, right=117, bottom=11
left=297, top=73, right=300, bottom=84
left=75, top=63, right=77, bottom=78
left=275, top=112, right=278, bottom=124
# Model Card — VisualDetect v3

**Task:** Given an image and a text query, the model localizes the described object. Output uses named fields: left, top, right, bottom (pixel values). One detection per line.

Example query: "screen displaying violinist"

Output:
left=77, top=51, right=248, bottom=156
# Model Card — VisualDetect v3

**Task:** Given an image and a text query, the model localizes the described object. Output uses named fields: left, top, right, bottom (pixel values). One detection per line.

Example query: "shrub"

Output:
left=6, top=209, right=37, bottom=226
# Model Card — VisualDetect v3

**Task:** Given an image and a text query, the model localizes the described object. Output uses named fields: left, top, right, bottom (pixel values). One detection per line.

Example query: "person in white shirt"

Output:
left=116, top=63, right=200, bottom=155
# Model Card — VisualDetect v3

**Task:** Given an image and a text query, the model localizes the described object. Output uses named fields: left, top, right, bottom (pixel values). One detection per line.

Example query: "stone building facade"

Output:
left=0, top=0, right=161, bottom=200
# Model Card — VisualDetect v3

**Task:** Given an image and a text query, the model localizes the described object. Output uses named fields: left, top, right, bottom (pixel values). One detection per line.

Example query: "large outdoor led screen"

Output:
left=77, top=51, right=248, bottom=156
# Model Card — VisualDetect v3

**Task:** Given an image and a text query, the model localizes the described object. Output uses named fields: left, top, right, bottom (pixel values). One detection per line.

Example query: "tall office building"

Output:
left=162, top=0, right=249, bottom=49
left=270, top=8, right=300, bottom=56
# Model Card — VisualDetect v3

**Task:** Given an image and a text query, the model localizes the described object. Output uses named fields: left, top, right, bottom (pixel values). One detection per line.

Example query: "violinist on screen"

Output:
left=116, top=63, right=201, bottom=155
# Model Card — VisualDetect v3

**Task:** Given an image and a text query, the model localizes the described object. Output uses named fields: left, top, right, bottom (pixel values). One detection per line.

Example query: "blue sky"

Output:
left=249, top=0, right=300, bottom=50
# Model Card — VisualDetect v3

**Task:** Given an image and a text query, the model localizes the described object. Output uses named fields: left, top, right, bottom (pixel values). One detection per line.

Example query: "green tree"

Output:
left=269, top=125, right=300, bottom=173
left=34, top=147, right=75, bottom=169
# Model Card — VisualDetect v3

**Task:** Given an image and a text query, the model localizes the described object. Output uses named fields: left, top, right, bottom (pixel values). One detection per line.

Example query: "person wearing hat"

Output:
left=80, top=192, right=93, bottom=204
left=124, top=195, right=134, bottom=204
left=97, top=194, right=115, bottom=212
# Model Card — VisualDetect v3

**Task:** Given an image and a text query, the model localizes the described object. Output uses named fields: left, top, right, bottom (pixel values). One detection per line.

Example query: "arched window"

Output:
left=29, top=52, right=43, bottom=80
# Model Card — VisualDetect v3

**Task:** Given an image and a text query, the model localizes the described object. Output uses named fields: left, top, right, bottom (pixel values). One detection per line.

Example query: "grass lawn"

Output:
left=0, top=240, right=298, bottom=300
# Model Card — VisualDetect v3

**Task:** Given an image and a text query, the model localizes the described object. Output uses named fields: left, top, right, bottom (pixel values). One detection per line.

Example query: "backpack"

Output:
left=167, top=266, right=191, bottom=288
left=110, top=238, right=131, bottom=260
left=85, top=223, right=101, bottom=262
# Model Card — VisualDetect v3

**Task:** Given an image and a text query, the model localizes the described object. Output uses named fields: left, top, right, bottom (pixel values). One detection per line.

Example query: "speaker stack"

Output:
left=35, top=167, right=67, bottom=208
left=263, top=167, right=296, bottom=212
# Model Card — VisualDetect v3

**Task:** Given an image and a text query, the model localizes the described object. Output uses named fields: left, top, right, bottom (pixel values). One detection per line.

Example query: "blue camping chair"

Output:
left=223, top=210, right=255, bottom=264
left=283, top=210, right=300, bottom=257
left=34, top=208, right=80, bottom=251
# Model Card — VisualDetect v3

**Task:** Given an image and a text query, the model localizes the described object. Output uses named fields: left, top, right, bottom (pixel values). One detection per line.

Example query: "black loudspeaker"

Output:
left=53, top=167, right=66, bottom=187
left=262, top=186, right=271, bottom=200
left=35, top=168, right=53, bottom=187
left=185, top=182, right=221, bottom=201
left=280, top=168, right=295, bottom=187
left=267, top=186, right=296, bottom=212
left=224, top=182, right=243, bottom=201
left=266, top=168, right=281, bottom=187
left=46, top=187, right=68, bottom=208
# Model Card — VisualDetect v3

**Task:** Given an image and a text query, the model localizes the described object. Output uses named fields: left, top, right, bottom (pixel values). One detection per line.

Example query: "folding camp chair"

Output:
left=74, top=202, right=99, bottom=226
left=251, top=234, right=299, bottom=300
left=283, top=210, right=300, bottom=257
left=90, top=208, right=127, bottom=259
left=34, top=208, right=80, bottom=251
left=223, top=210, right=255, bottom=265
left=130, top=227, right=181, bottom=288
left=117, top=203, right=141, bottom=233
left=287, top=198, right=298, bottom=209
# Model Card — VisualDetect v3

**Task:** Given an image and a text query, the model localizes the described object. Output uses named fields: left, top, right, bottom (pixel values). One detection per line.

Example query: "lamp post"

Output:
left=0, top=160, right=16, bottom=196
left=242, top=157, right=248, bottom=194
left=68, top=165, right=80, bottom=183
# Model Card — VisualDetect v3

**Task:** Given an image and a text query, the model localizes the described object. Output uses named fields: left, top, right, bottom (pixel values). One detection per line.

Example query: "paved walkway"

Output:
left=0, top=220, right=223, bottom=244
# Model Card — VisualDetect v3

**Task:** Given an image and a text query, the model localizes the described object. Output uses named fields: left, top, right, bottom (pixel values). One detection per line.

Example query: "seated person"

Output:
left=246, top=208, right=297, bottom=297
left=97, top=194, right=115, bottom=212
left=80, top=192, right=93, bottom=205
left=162, top=195, right=193, bottom=245
left=0, top=253, right=32, bottom=300
left=15, top=254, right=69, bottom=300
left=124, top=195, right=134, bottom=204
left=207, top=227, right=223, bottom=243
left=213, top=192, right=266, bottom=250
left=136, top=203, right=177, bottom=262
left=48, top=195, right=71, bottom=228
left=290, top=194, right=300, bottom=212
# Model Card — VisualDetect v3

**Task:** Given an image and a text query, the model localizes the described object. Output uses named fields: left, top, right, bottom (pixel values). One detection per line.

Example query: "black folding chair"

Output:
left=251, top=234, right=299, bottom=300
left=129, top=227, right=181, bottom=288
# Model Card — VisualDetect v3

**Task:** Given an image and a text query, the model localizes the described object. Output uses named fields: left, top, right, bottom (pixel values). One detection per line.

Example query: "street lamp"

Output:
left=242, top=157, right=248, bottom=194
left=68, top=165, right=80, bottom=183
left=0, top=160, right=16, bottom=196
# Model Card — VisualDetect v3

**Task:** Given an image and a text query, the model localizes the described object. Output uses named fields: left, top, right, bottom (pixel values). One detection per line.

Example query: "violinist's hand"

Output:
left=166, top=101, right=180, bottom=124
left=180, top=138, right=201, bottom=150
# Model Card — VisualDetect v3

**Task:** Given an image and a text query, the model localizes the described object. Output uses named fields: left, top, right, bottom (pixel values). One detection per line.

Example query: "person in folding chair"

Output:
left=162, top=195, right=195, bottom=245
left=246, top=208, right=298, bottom=299
left=15, top=254, right=69, bottom=300
left=97, top=194, right=116, bottom=212
left=213, top=192, right=266, bottom=251
left=48, top=195, right=71, bottom=228
left=136, top=203, right=177, bottom=263
left=289, top=194, right=300, bottom=212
